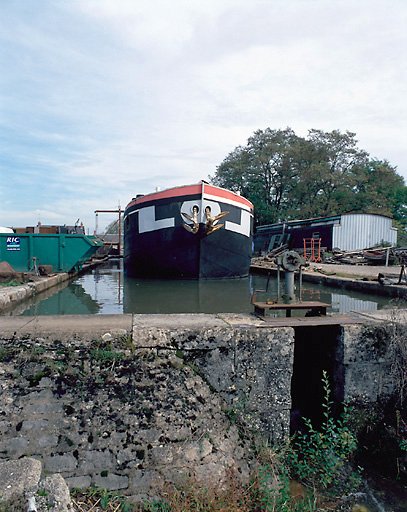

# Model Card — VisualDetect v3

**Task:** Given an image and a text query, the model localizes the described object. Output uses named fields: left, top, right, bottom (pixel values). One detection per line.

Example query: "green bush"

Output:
left=285, top=371, right=361, bottom=496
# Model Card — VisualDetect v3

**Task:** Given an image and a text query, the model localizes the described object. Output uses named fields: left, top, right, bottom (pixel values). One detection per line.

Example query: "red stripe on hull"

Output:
left=125, top=183, right=253, bottom=212
left=125, top=184, right=202, bottom=210
left=203, top=184, right=253, bottom=210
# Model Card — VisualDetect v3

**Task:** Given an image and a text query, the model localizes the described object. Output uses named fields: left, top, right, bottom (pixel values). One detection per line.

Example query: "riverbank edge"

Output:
left=250, top=263, right=407, bottom=299
left=0, top=258, right=108, bottom=314
left=0, top=272, right=71, bottom=313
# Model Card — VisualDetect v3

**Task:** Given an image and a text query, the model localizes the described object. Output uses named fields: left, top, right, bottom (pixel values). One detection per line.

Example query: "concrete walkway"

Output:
left=0, top=273, right=71, bottom=313
left=1, top=309, right=404, bottom=341
left=0, top=314, right=133, bottom=341
left=0, top=313, right=265, bottom=340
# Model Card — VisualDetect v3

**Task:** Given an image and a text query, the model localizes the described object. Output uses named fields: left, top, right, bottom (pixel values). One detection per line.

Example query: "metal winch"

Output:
left=274, top=250, right=306, bottom=302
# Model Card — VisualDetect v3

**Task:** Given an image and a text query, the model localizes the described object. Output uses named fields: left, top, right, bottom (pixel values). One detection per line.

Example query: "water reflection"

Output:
left=6, top=258, right=398, bottom=316
left=22, top=283, right=101, bottom=316
left=330, top=294, right=378, bottom=313
left=123, top=277, right=252, bottom=314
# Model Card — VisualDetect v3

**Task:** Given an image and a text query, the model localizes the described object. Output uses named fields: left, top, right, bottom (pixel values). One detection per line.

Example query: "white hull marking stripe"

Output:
left=125, top=204, right=252, bottom=236
left=138, top=205, right=175, bottom=233
left=203, top=193, right=252, bottom=211
left=225, top=210, right=252, bottom=237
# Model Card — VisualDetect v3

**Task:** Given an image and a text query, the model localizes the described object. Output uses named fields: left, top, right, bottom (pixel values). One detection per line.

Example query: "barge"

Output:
left=124, top=182, right=254, bottom=279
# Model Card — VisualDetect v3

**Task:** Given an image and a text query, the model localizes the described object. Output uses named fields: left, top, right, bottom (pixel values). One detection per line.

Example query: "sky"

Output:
left=1, top=0, right=406, bottom=233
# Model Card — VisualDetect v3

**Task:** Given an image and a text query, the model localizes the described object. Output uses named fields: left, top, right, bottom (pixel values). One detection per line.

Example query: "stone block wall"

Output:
left=0, top=322, right=295, bottom=499
left=130, top=316, right=295, bottom=442
left=0, top=315, right=403, bottom=500
left=341, top=324, right=398, bottom=403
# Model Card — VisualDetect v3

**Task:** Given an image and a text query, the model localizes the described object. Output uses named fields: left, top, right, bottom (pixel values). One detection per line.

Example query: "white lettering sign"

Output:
left=6, top=237, right=20, bottom=251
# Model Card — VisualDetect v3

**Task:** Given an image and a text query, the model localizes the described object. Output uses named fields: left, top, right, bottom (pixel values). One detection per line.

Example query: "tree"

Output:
left=304, top=129, right=369, bottom=215
left=211, top=146, right=250, bottom=195
left=285, top=138, right=328, bottom=219
left=210, top=127, right=406, bottom=230
left=104, top=218, right=123, bottom=235
left=211, top=128, right=308, bottom=225
left=351, top=159, right=405, bottom=216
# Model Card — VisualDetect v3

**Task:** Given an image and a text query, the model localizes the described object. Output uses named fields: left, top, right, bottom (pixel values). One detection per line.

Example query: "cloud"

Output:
left=1, top=0, right=406, bottom=230
left=74, top=0, right=232, bottom=57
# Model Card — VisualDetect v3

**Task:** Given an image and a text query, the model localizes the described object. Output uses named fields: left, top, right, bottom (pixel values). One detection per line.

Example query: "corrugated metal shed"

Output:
left=332, top=213, right=397, bottom=251
left=254, top=213, right=398, bottom=253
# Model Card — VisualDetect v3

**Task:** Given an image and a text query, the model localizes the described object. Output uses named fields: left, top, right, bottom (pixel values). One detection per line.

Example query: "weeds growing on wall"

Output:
left=284, top=371, right=361, bottom=497
left=387, top=307, right=407, bottom=403
left=3, top=370, right=356, bottom=512
left=0, top=344, right=364, bottom=511
left=145, top=371, right=359, bottom=510
left=0, top=279, right=20, bottom=287
left=69, top=467, right=328, bottom=512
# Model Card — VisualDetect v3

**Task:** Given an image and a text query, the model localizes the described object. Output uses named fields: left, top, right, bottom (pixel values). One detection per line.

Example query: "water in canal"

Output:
left=5, top=258, right=402, bottom=316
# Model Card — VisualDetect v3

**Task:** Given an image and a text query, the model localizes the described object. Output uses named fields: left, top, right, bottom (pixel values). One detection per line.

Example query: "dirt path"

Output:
left=307, top=262, right=403, bottom=280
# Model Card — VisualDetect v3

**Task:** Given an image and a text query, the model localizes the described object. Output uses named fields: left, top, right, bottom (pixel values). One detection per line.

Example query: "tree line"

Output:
left=210, top=128, right=407, bottom=238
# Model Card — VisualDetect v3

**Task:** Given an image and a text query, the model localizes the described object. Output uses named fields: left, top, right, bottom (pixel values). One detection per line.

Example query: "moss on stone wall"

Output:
left=0, top=336, right=254, bottom=499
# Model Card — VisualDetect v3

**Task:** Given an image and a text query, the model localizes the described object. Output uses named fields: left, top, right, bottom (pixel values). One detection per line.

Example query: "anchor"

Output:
left=205, top=206, right=229, bottom=235
left=182, top=205, right=199, bottom=234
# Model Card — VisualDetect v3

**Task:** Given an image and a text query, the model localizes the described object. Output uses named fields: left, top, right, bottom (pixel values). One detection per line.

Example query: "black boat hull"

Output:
left=124, top=183, right=253, bottom=279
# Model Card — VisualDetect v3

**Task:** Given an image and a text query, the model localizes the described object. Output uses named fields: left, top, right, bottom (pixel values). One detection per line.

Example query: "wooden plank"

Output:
left=252, top=301, right=331, bottom=310
left=257, top=314, right=373, bottom=326
left=252, top=300, right=331, bottom=318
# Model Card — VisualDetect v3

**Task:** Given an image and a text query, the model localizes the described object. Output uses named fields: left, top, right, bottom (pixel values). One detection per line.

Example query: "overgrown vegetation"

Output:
left=3, top=338, right=400, bottom=510
left=0, top=279, right=21, bottom=287
left=69, top=470, right=327, bottom=512
left=1, top=372, right=352, bottom=511
left=387, top=309, right=407, bottom=403
left=352, top=312, right=407, bottom=484
left=0, top=495, right=26, bottom=512
left=284, top=372, right=361, bottom=497
left=71, top=487, right=140, bottom=511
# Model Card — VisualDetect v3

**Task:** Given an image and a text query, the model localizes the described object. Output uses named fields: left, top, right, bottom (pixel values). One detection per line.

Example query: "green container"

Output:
left=0, top=233, right=104, bottom=273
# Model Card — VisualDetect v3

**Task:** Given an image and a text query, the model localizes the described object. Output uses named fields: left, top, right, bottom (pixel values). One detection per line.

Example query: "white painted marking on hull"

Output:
left=180, top=200, right=221, bottom=224
left=203, top=193, right=252, bottom=211
left=225, top=210, right=252, bottom=237
left=138, top=205, right=175, bottom=233
left=126, top=201, right=252, bottom=237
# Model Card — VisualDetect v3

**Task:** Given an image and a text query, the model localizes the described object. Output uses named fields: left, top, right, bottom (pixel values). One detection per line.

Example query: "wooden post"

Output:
left=118, top=206, right=122, bottom=256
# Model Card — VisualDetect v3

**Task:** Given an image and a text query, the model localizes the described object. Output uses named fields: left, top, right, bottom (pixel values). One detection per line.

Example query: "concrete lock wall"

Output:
left=0, top=315, right=400, bottom=499
left=342, top=324, right=397, bottom=402
left=131, top=318, right=295, bottom=442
